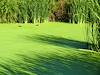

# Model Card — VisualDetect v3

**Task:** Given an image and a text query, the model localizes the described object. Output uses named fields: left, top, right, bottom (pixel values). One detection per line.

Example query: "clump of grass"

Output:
left=0, top=0, right=55, bottom=23
left=71, top=0, right=100, bottom=51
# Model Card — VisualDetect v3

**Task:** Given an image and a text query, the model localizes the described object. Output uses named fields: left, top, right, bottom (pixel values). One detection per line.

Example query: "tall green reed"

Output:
left=0, top=0, right=55, bottom=23
left=71, top=0, right=100, bottom=51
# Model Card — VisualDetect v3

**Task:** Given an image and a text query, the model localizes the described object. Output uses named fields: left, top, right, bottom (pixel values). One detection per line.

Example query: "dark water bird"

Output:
left=36, top=24, right=39, bottom=26
left=18, top=25, right=22, bottom=27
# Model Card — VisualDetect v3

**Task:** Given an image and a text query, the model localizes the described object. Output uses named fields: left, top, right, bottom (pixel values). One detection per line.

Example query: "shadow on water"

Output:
left=25, top=34, right=89, bottom=49
left=0, top=35, right=99, bottom=75
left=0, top=51, right=100, bottom=75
